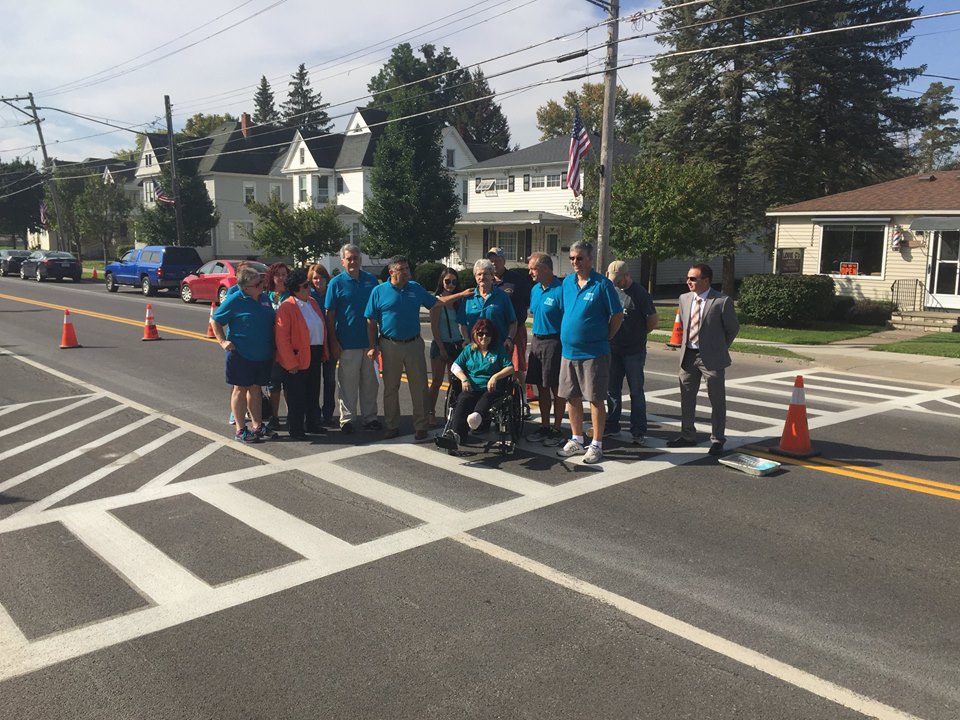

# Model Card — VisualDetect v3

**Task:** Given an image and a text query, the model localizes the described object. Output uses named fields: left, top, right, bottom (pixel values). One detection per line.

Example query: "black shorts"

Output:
left=430, top=340, right=463, bottom=361
left=526, top=335, right=561, bottom=388
left=225, top=351, right=273, bottom=388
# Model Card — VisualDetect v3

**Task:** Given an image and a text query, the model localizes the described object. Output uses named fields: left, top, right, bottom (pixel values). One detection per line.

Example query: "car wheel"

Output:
left=218, top=286, right=228, bottom=305
left=72, top=274, right=82, bottom=282
left=105, top=272, right=118, bottom=292
left=36, top=268, right=44, bottom=282
left=20, top=267, right=27, bottom=280
left=180, top=284, right=194, bottom=303
left=141, top=276, right=156, bottom=296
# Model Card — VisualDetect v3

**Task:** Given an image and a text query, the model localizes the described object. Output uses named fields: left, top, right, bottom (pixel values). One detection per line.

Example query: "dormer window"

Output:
left=145, top=154, right=153, bottom=167
left=299, top=148, right=305, bottom=164
left=446, top=149, right=455, bottom=168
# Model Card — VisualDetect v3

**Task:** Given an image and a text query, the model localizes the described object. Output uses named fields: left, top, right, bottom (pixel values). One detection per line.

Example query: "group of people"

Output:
left=210, top=240, right=739, bottom=463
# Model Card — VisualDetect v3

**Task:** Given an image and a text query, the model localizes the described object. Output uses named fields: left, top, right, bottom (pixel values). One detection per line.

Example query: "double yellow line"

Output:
left=743, top=445, right=960, bottom=502
left=0, top=292, right=217, bottom=342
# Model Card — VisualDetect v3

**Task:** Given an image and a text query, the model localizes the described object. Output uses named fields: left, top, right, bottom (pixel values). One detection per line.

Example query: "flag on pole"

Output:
left=39, top=201, right=48, bottom=226
left=567, top=107, right=592, bottom=197
left=153, top=181, right=175, bottom=205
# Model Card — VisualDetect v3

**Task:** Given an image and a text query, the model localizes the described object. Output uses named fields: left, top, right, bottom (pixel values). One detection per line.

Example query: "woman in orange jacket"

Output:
left=275, top=268, right=329, bottom=440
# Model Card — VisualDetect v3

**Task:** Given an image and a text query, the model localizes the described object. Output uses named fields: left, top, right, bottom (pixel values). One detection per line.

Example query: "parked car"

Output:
left=19, top=251, right=82, bottom=282
left=104, top=245, right=203, bottom=296
left=180, top=260, right=268, bottom=304
left=0, top=249, right=31, bottom=276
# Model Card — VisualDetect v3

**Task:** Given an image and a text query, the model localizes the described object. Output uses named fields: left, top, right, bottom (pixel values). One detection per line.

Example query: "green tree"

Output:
left=245, top=195, right=347, bottom=265
left=49, top=165, right=89, bottom=258
left=0, top=159, right=44, bottom=248
left=281, top=63, right=332, bottom=133
left=136, top=164, right=219, bottom=247
left=252, top=75, right=280, bottom=125
left=75, top=175, right=132, bottom=263
left=536, top=82, right=653, bottom=145
left=913, top=81, right=960, bottom=171
left=182, top=112, right=237, bottom=138
left=449, top=68, right=511, bottom=153
left=580, top=156, right=721, bottom=290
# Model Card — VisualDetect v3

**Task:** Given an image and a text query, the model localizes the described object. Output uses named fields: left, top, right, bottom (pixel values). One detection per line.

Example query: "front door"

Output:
left=927, top=230, right=960, bottom=310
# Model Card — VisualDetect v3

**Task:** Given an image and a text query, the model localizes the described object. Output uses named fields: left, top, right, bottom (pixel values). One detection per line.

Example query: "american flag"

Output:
left=39, top=201, right=48, bottom=226
left=566, top=107, right=592, bottom=197
left=153, top=181, right=175, bottom=205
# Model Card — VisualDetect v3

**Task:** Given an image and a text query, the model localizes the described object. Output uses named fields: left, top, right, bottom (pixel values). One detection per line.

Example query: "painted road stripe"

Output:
left=0, top=393, right=102, bottom=436
left=139, top=440, right=223, bottom=490
left=0, top=393, right=96, bottom=418
left=456, top=534, right=922, bottom=720
left=0, top=404, right=125, bottom=465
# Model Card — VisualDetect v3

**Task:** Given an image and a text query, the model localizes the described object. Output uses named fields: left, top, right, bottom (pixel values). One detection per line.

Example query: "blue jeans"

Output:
left=607, top=347, right=647, bottom=436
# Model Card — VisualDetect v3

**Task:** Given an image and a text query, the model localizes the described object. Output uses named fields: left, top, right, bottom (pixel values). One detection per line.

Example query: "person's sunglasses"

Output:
left=475, top=332, right=490, bottom=337
left=687, top=276, right=701, bottom=281
left=443, top=278, right=457, bottom=284
left=569, top=256, right=586, bottom=262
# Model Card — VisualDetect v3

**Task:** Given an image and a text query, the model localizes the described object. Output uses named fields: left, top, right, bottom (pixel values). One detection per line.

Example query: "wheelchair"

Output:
left=435, top=377, right=523, bottom=455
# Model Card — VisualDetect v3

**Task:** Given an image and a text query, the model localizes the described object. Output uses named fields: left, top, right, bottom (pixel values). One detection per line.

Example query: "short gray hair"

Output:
left=340, top=243, right=360, bottom=259
left=529, top=252, right=552, bottom=270
left=236, top=266, right=261, bottom=287
left=570, top=240, right=593, bottom=258
left=473, top=258, right=495, bottom=275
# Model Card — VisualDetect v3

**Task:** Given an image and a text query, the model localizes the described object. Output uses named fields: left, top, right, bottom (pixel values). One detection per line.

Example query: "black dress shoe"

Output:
left=305, top=424, right=327, bottom=435
left=666, top=436, right=697, bottom=448
left=708, top=441, right=724, bottom=456
left=288, top=432, right=308, bottom=441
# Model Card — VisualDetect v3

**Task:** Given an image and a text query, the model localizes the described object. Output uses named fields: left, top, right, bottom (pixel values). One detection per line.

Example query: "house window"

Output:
left=270, top=183, right=282, bottom=200
left=531, top=175, right=545, bottom=189
left=475, top=177, right=482, bottom=194
left=299, top=148, right=305, bottom=164
left=446, top=149, right=455, bottom=168
left=819, top=225, right=885, bottom=276
left=462, top=180, right=469, bottom=207
left=145, top=154, right=153, bottom=167
left=336, top=176, right=344, bottom=194
left=508, top=176, right=515, bottom=192
left=298, top=176, right=307, bottom=203
left=561, top=171, right=568, bottom=190
left=546, top=233, right=559, bottom=255
left=351, top=223, right=362, bottom=243
left=495, top=230, right=520, bottom=261
left=495, top=178, right=508, bottom=191
left=523, top=174, right=530, bottom=191
left=546, top=174, right=561, bottom=188
left=243, top=184, right=256, bottom=205
left=145, top=183, right=155, bottom=203
left=231, top=221, right=254, bottom=243
left=317, top=176, right=329, bottom=203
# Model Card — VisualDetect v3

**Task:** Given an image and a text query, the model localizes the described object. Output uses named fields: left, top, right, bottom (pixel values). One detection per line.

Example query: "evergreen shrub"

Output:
left=414, top=262, right=444, bottom=291
left=845, top=300, right=895, bottom=326
left=737, top=274, right=835, bottom=328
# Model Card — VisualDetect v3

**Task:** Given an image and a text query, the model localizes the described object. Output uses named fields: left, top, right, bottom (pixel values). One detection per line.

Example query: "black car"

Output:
left=0, top=249, right=31, bottom=276
left=19, top=251, right=83, bottom=282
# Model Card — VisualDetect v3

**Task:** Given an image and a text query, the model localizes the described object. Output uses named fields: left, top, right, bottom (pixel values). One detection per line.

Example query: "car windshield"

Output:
left=3, top=250, right=30, bottom=257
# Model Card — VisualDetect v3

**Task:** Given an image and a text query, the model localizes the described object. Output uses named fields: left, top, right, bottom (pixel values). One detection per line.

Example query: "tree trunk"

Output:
left=722, top=254, right=736, bottom=298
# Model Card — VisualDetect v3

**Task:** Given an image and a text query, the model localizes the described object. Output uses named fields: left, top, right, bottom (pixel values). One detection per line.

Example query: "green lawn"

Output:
left=871, top=333, right=960, bottom=359
left=655, top=313, right=881, bottom=344
left=729, top=342, right=810, bottom=360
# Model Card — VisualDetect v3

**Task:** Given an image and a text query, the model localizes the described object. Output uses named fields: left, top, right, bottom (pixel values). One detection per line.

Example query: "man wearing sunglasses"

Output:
left=667, top=263, right=739, bottom=456
left=556, top=240, right=623, bottom=464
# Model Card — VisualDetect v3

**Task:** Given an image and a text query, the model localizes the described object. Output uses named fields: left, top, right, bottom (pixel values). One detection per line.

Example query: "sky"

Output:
left=1, top=0, right=958, bottom=169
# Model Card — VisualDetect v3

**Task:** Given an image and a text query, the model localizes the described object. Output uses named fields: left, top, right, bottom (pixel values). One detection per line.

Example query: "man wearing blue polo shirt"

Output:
left=365, top=255, right=463, bottom=442
left=325, top=243, right=381, bottom=434
left=556, top=240, right=623, bottom=464
left=525, top=252, right=565, bottom=446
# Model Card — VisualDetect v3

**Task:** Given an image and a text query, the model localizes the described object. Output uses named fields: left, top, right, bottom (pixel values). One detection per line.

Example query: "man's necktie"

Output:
left=690, top=299, right=700, bottom=347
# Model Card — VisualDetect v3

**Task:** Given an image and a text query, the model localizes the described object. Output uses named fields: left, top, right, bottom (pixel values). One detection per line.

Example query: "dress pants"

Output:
left=320, top=357, right=336, bottom=421
left=336, top=348, right=379, bottom=426
left=283, top=368, right=308, bottom=436
left=380, top=336, right=429, bottom=432
left=678, top=348, right=726, bottom=443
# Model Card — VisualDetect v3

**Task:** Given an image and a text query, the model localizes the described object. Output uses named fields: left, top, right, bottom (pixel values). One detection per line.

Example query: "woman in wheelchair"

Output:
left=442, top=319, right=514, bottom=445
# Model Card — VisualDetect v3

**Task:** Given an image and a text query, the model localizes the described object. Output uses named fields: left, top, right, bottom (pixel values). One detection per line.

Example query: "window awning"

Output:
left=910, top=216, right=960, bottom=232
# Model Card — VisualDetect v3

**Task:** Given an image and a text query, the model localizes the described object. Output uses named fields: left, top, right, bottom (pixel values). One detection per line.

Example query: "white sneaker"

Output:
left=556, top=439, right=586, bottom=457
left=583, top=444, right=603, bottom=464
left=467, top=412, right=482, bottom=430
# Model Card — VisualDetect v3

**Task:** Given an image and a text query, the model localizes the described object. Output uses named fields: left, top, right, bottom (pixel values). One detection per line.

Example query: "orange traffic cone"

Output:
left=666, top=308, right=683, bottom=348
left=59, top=309, right=81, bottom=349
left=771, top=375, right=818, bottom=458
left=91, top=267, right=98, bottom=280
left=206, top=303, right=218, bottom=338
left=142, top=303, right=162, bottom=341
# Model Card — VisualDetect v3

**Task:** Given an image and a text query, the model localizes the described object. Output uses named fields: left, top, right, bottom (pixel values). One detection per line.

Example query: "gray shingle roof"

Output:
left=194, top=122, right=296, bottom=176
left=768, top=171, right=960, bottom=213
left=464, top=134, right=639, bottom=171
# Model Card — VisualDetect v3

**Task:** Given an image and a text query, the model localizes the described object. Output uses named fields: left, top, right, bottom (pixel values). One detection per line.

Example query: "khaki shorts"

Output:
left=558, top=354, right=610, bottom=403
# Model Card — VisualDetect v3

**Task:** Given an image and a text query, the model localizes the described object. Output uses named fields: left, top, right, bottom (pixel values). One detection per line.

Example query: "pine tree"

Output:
left=450, top=69, right=511, bottom=154
left=281, top=63, right=332, bottom=133
left=913, top=82, right=960, bottom=171
left=253, top=75, right=279, bottom=125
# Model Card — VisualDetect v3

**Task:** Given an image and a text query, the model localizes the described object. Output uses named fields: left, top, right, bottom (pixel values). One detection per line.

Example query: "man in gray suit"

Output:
left=666, top=263, right=739, bottom=456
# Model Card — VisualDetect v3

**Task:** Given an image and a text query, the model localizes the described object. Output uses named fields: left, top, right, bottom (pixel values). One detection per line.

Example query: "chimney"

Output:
left=241, top=112, right=251, bottom=139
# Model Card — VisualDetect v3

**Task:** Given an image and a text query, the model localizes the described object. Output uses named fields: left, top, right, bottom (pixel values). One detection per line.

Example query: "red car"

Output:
left=179, top=259, right=267, bottom=305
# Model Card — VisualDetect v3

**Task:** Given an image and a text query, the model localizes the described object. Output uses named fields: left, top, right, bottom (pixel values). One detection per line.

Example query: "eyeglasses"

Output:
left=475, top=332, right=490, bottom=338
left=569, top=256, right=586, bottom=262
left=243, top=280, right=261, bottom=288
left=686, top=276, right=702, bottom=282
left=443, top=278, right=457, bottom=285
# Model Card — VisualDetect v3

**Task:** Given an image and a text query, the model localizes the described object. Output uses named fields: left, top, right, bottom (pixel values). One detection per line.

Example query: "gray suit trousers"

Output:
left=678, top=349, right=726, bottom=443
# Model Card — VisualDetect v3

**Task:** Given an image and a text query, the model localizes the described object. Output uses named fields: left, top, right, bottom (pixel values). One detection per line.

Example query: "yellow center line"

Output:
left=742, top=445, right=960, bottom=502
left=0, top=292, right=217, bottom=342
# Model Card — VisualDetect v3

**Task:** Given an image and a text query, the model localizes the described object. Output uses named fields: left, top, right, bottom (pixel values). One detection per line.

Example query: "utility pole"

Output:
left=0, top=93, right=71, bottom=252
left=164, top=95, right=185, bottom=246
left=595, top=0, right=619, bottom=272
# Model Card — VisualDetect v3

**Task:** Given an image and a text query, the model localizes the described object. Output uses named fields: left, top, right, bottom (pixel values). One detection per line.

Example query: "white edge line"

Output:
left=0, top=393, right=96, bottom=417
left=455, top=534, right=923, bottom=720
left=140, top=439, right=222, bottom=490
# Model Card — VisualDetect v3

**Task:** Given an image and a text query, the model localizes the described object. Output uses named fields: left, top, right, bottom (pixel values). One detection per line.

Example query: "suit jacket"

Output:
left=678, top=288, right=739, bottom=371
left=275, top=296, right=328, bottom=371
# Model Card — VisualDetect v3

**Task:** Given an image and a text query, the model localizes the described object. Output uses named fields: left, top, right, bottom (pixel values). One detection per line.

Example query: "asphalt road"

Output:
left=1, top=276, right=958, bottom=720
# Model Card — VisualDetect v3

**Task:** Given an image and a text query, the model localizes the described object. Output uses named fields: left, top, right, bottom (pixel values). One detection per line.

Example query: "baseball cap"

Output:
left=487, top=247, right=505, bottom=258
left=606, top=260, right=628, bottom=281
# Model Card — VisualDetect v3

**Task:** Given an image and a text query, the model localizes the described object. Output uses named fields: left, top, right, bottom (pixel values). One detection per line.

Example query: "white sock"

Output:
left=590, top=441, right=602, bottom=450
left=572, top=434, right=584, bottom=445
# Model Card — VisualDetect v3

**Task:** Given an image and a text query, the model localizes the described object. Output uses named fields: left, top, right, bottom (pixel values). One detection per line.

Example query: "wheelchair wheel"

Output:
left=509, top=383, right=523, bottom=444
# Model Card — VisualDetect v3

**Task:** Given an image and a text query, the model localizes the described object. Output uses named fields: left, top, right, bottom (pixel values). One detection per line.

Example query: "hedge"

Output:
left=737, top=274, right=835, bottom=328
